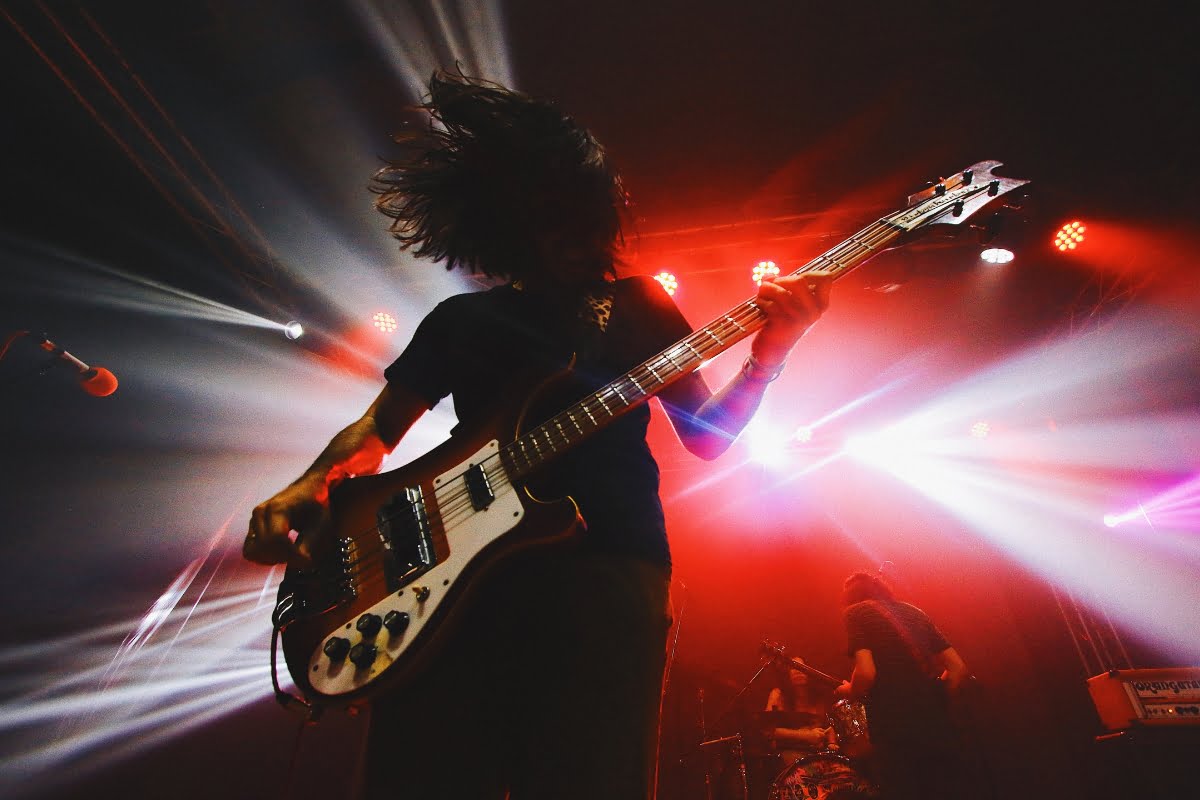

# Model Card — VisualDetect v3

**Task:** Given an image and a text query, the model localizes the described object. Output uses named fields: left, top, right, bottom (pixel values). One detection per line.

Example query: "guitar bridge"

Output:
left=377, top=486, right=435, bottom=592
left=275, top=538, right=357, bottom=627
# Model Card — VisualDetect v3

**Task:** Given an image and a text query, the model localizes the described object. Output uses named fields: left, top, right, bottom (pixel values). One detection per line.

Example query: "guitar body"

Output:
left=277, top=369, right=584, bottom=706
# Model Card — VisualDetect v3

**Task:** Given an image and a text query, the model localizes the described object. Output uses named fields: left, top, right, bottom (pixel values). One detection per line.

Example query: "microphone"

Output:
left=38, top=335, right=118, bottom=397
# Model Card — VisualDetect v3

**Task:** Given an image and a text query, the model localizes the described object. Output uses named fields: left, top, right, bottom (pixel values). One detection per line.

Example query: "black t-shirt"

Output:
left=383, top=275, right=693, bottom=568
left=844, top=599, right=951, bottom=738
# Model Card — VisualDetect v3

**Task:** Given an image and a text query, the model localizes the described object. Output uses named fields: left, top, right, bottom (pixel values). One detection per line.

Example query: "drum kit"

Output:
left=691, top=642, right=878, bottom=800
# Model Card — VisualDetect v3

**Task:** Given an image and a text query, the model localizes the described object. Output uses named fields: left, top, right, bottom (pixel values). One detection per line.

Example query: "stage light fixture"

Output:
left=970, top=421, right=991, bottom=438
left=1054, top=221, right=1087, bottom=252
left=283, top=321, right=304, bottom=340
left=372, top=312, right=398, bottom=334
left=793, top=425, right=814, bottom=444
left=980, top=248, right=1014, bottom=264
left=1103, top=513, right=1120, bottom=528
left=654, top=271, right=678, bottom=296
left=752, top=260, right=780, bottom=285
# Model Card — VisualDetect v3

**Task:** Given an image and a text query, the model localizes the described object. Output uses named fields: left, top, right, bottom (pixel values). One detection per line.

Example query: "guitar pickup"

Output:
left=464, top=463, right=495, bottom=511
left=377, top=487, right=435, bottom=592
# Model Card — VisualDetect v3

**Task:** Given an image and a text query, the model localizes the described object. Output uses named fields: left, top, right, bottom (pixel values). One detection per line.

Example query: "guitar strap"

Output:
left=863, top=600, right=938, bottom=678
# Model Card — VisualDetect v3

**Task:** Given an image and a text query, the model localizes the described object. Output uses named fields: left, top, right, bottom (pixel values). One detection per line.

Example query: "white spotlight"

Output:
left=283, top=321, right=304, bottom=340
left=980, top=248, right=1015, bottom=264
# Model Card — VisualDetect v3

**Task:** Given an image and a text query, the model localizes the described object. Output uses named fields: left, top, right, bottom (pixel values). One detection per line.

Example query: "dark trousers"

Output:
left=362, top=549, right=672, bottom=800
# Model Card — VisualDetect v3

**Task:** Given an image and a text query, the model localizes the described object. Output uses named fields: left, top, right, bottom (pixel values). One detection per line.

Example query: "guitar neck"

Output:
left=501, top=215, right=908, bottom=480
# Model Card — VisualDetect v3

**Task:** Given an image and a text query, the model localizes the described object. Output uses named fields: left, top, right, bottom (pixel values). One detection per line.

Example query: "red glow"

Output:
left=1054, top=220, right=1087, bottom=252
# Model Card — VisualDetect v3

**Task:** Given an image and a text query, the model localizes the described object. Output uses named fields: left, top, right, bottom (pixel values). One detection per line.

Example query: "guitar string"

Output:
left=318, top=178, right=998, bottom=589
left=291, top=185, right=998, bottom=606
left=292, top=216, right=913, bottom=597
left=326, top=177, right=988, bottom=583
left=287, top=215, right=914, bottom=594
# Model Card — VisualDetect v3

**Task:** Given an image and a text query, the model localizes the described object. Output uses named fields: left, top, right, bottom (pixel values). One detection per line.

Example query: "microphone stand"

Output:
left=712, top=658, right=776, bottom=731
left=759, top=640, right=844, bottom=687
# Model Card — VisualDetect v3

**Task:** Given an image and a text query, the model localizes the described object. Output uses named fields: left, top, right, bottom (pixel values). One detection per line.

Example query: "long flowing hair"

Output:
left=371, top=71, right=627, bottom=282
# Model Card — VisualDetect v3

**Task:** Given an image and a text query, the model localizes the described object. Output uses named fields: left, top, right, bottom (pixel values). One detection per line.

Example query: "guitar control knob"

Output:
left=323, top=637, right=351, bottom=662
left=356, top=613, right=383, bottom=637
left=384, top=610, right=410, bottom=635
left=412, top=585, right=431, bottom=602
left=348, top=642, right=378, bottom=669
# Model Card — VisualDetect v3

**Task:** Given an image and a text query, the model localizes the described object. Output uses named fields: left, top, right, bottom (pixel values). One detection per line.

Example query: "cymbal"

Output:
left=747, top=710, right=823, bottom=728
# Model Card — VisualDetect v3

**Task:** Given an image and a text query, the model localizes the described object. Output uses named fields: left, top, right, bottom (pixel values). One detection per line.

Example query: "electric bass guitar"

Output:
left=272, top=160, right=1028, bottom=707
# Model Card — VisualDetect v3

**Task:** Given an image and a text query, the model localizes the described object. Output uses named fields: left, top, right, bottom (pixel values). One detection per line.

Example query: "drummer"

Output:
left=763, top=656, right=836, bottom=760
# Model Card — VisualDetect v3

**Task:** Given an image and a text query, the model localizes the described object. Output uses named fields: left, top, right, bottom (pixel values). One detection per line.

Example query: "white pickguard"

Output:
left=306, top=440, right=524, bottom=697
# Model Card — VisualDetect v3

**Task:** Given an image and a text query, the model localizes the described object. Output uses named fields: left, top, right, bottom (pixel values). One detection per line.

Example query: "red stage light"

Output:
left=752, top=260, right=780, bottom=285
left=1054, top=221, right=1087, bottom=252
left=372, top=312, right=398, bottom=334
left=654, top=271, right=678, bottom=296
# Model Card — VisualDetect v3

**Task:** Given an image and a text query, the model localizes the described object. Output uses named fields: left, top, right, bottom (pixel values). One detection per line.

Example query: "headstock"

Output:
left=890, top=160, right=1029, bottom=233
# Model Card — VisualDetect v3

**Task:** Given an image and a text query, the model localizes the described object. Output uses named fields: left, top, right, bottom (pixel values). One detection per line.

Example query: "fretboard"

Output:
left=500, top=214, right=907, bottom=479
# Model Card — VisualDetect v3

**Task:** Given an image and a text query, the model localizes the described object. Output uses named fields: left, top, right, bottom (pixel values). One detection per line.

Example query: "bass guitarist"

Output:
left=242, top=71, right=830, bottom=800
